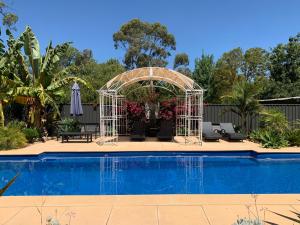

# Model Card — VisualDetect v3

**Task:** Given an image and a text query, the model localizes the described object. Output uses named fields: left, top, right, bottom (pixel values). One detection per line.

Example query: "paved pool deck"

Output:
left=0, top=137, right=299, bottom=155
left=0, top=139, right=300, bottom=224
left=1, top=194, right=300, bottom=225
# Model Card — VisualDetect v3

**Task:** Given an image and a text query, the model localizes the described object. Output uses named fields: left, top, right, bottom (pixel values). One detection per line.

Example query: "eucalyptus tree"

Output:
left=173, top=53, right=191, bottom=76
left=9, top=27, right=89, bottom=128
left=113, top=19, right=176, bottom=69
left=0, top=1, right=18, bottom=29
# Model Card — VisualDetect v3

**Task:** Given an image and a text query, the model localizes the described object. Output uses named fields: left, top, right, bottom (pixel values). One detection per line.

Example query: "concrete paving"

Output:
left=0, top=139, right=299, bottom=224
left=0, top=137, right=299, bottom=155
left=1, top=195, right=300, bottom=225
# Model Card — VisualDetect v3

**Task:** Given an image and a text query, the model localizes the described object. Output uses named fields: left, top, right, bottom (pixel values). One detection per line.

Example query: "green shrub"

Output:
left=58, top=118, right=80, bottom=132
left=22, top=128, right=40, bottom=143
left=7, top=120, right=27, bottom=130
left=232, top=218, right=263, bottom=225
left=0, top=127, right=27, bottom=150
left=285, top=129, right=300, bottom=147
left=250, top=129, right=288, bottom=149
left=259, top=108, right=288, bottom=133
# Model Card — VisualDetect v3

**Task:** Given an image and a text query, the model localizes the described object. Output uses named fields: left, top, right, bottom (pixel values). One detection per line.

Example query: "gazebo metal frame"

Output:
left=97, top=67, right=203, bottom=145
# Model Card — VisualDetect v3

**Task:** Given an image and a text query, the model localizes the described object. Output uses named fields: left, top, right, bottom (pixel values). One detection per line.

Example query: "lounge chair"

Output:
left=202, top=122, right=222, bottom=141
left=220, top=123, right=246, bottom=141
left=157, top=120, right=173, bottom=141
left=82, top=123, right=100, bottom=138
left=130, top=121, right=146, bottom=141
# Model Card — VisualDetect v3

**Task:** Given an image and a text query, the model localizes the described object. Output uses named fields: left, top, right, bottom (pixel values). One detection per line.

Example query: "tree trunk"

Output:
left=0, top=101, right=4, bottom=128
left=29, top=102, right=43, bottom=129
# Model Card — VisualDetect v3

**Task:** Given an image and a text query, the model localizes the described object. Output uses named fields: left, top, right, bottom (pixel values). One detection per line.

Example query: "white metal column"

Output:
left=99, top=90, right=118, bottom=144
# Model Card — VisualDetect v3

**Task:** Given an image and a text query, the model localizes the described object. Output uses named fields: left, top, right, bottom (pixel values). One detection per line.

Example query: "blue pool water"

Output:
left=1, top=151, right=300, bottom=196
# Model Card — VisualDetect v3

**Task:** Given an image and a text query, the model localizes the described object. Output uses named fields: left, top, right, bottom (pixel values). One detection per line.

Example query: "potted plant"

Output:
left=125, top=101, right=146, bottom=121
left=159, top=98, right=176, bottom=122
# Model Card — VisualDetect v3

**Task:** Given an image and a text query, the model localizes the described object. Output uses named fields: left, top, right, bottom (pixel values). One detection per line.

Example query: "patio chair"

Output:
left=220, top=123, right=246, bottom=141
left=202, top=122, right=222, bottom=141
left=130, top=121, right=146, bottom=141
left=82, top=123, right=100, bottom=138
left=157, top=120, right=174, bottom=141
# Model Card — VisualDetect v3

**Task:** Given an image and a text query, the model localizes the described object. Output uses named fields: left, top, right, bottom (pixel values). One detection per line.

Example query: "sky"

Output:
left=8, top=0, right=300, bottom=68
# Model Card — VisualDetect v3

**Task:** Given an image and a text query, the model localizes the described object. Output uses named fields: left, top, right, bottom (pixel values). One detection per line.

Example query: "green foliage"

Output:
left=285, top=129, right=300, bottom=147
left=173, top=53, right=191, bottom=76
left=267, top=33, right=300, bottom=98
left=0, top=1, right=18, bottom=29
left=0, top=126, right=27, bottom=150
left=174, top=53, right=189, bottom=68
left=251, top=109, right=291, bottom=148
left=259, top=109, right=288, bottom=133
left=113, top=19, right=176, bottom=69
left=222, top=80, right=261, bottom=134
left=61, top=58, right=124, bottom=103
left=58, top=118, right=80, bottom=132
left=250, top=129, right=288, bottom=149
left=193, top=53, right=217, bottom=102
left=23, top=128, right=40, bottom=143
left=242, top=48, right=268, bottom=81
left=2, top=26, right=90, bottom=128
left=232, top=218, right=263, bottom=225
left=6, top=120, right=27, bottom=130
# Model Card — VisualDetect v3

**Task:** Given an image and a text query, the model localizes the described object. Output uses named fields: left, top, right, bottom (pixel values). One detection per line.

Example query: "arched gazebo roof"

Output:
left=99, top=67, right=203, bottom=92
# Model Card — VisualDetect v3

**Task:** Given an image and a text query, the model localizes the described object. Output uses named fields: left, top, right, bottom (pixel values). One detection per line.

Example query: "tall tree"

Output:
left=270, top=33, right=300, bottom=83
left=217, top=47, right=244, bottom=74
left=212, top=48, right=244, bottom=101
left=173, top=53, right=191, bottom=76
left=113, top=19, right=176, bottom=69
left=242, top=47, right=268, bottom=81
left=0, top=1, right=18, bottom=29
left=193, top=53, right=217, bottom=102
left=66, top=58, right=125, bottom=103
left=266, top=33, right=300, bottom=98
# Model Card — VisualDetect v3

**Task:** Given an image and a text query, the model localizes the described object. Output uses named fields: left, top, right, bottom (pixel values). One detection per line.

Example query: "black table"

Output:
left=60, top=132, right=93, bottom=143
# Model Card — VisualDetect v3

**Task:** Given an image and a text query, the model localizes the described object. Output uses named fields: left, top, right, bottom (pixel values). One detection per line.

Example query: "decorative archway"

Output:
left=97, top=67, right=203, bottom=145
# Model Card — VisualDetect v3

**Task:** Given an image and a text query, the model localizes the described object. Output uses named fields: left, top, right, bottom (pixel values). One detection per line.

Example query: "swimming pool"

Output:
left=1, top=151, right=300, bottom=196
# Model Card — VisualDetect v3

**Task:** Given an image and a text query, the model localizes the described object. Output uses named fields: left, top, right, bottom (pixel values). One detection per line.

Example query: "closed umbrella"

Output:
left=70, top=82, right=83, bottom=116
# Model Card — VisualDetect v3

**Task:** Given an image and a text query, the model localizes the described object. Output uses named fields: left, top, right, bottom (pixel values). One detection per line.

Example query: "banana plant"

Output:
left=0, top=29, right=23, bottom=127
left=9, top=27, right=90, bottom=128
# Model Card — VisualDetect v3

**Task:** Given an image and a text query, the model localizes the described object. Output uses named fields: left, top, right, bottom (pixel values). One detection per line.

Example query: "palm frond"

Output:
left=0, top=174, right=19, bottom=196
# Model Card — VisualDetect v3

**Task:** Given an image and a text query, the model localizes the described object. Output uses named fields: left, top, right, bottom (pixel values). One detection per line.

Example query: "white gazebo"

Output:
left=97, top=67, right=203, bottom=145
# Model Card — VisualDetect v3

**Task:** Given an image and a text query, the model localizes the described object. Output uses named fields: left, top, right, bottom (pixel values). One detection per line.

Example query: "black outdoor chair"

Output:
left=130, top=121, right=146, bottom=141
left=82, top=123, right=100, bottom=138
left=220, top=123, right=246, bottom=141
left=202, top=122, right=222, bottom=141
left=157, top=120, right=174, bottom=141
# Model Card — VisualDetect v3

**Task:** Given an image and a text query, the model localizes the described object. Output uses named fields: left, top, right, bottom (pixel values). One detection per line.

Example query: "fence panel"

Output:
left=61, top=104, right=300, bottom=130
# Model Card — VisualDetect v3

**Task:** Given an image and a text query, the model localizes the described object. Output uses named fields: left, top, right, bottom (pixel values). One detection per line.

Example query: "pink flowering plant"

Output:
left=125, top=101, right=145, bottom=121
left=159, top=98, right=176, bottom=121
